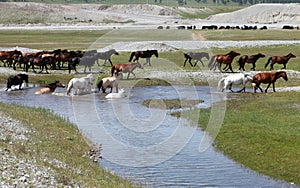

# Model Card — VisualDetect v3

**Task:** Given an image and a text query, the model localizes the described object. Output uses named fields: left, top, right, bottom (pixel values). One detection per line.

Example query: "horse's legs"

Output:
left=282, top=63, right=287, bottom=69
left=272, top=82, right=276, bottom=92
left=270, top=63, right=274, bottom=70
left=251, top=62, right=256, bottom=71
left=265, top=83, right=272, bottom=92
left=228, top=64, right=234, bottom=73
left=183, top=58, right=188, bottom=67
left=108, top=59, right=113, bottom=67
left=193, top=60, right=199, bottom=67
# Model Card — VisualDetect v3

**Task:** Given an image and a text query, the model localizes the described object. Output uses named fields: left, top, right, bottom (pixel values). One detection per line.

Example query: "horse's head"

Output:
left=229, top=51, right=240, bottom=57
left=278, top=71, right=288, bottom=81
left=152, top=50, right=159, bottom=58
left=18, top=73, right=29, bottom=83
left=111, top=49, right=119, bottom=55
left=136, top=61, right=144, bottom=69
left=258, top=53, right=265, bottom=58
left=55, top=80, right=65, bottom=88
left=287, top=53, right=296, bottom=58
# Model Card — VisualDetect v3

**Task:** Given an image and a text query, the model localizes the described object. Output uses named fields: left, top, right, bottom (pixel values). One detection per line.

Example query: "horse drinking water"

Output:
left=265, top=53, right=296, bottom=70
left=97, top=72, right=123, bottom=93
left=183, top=52, right=210, bottom=67
left=6, top=73, right=29, bottom=91
left=252, top=71, right=288, bottom=93
left=218, top=73, right=253, bottom=92
left=66, top=74, right=95, bottom=95
left=128, top=50, right=158, bottom=66
left=111, top=61, right=143, bottom=79
left=35, top=80, right=65, bottom=94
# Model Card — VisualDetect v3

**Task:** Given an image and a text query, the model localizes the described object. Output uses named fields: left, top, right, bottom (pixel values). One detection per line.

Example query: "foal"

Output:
left=111, top=62, right=143, bottom=79
left=252, top=71, right=288, bottom=93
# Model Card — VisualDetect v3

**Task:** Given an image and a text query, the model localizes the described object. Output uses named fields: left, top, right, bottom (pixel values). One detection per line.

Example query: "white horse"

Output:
left=218, top=73, right=253, bottom=92
left=97, top=72, right=123, bottom=93
left=66, top=74, right=95, bottom=95
left=105, top=88, right=126, bottom=99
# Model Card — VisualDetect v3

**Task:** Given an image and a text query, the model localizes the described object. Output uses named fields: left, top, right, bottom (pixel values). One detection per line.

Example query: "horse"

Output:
left=6, top=73, right=29, bottom=91
left=96, top=49, right=119, bottom=66
left=111, top=61, right=143, bottom=79
left=0, top=50, right=22, bottom=67
left=238, top=53, right=265, bottom=71
left=183, top=52, right=210, bottom=67
left=208, top=51, right=240, bottom=73
left=66, top=74, right=95, bottom=95
left=265, top=53, right=296, bottom=70
left=35, top=81, right=65, bottom=94
left=217, top=73, right=253, bottom=93
left=128, top=50, right=158, bottom=66
left=97, top=72, right=123, bottom=93
left=252, top=71, right=288, bottom=93
left=105, top=88, right=126, bottom=99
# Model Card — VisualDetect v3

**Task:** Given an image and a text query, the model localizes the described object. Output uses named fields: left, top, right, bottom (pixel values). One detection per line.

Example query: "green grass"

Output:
left=0, top=102, right=136, bottom=187
left=192, top=92, right=300, bottom=185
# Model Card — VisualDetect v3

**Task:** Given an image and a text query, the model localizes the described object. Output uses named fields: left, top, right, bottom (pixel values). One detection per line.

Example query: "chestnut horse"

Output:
left=252, top=71, right=288, bottom=93
left=265, top=53, right=296, bottom=70
left=128, top=50, right=158, bottom=66
left=238, top=53, right=265, bottom=71
left=209, top=51, right=240, bottom=73
left=111, top=61, right=143, bottom=79
left=35, top=80, right=65, bottom=94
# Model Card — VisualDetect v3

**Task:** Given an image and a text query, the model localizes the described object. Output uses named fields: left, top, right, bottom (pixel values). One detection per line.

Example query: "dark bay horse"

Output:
left=208, top=51, right=240, bottom=73
left=252, top=71, right=288, bottom=93
left=238, top=53, right=265, bottom=71
left=96, top=49, right=119, bottom=66
left=128, top=50, right=158, bottom=66
left=111, top=61, right=143, bottom=79
left=183, top=52, right=210, bottom=67
left=35, top=80, right=65, bottom=94
left=265, top=53, right=296, bottom=70
left=6, top=73, right=29, bottom=91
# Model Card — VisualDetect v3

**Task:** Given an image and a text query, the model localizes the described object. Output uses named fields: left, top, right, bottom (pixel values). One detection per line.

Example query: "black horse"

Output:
left=6, top=73, right=29, bottom=91
left=128, top=50, right=158, bottom=66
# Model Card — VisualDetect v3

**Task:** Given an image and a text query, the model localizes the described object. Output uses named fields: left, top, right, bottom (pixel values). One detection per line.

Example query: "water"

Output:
left=0, top=85, right=294, bottom=187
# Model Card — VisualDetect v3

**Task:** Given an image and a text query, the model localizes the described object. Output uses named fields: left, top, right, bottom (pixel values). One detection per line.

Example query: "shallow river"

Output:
left=0, top=85, right=294, bottom=187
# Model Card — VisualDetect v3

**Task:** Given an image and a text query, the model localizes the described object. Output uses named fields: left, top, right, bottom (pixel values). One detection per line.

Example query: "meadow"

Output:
left=0, top=28, right=300, bottom=186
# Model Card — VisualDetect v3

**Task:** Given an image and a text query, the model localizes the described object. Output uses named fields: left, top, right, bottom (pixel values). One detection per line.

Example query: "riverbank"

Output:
left=0, top=103, right=135, bottom=187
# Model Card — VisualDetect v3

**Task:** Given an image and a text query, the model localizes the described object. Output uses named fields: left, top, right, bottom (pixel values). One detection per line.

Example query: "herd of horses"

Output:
left=3, top=47, right=297, bottom=95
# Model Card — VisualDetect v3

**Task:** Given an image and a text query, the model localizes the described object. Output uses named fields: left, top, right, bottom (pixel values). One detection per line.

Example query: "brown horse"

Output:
left=238, top=53, right=265, bottom=71
left=111, top=61, right=144, bottom=79
left=265, top=53, right=296, bottom=70
left=128, top=50, right=158, bottom=66
left=252, top=71, right=288, bottom=93
left=209, top=51, right=240, bottom=73
left=0, top=50, right=23, bottom=67
left=35, top=80, right=65, bottom=94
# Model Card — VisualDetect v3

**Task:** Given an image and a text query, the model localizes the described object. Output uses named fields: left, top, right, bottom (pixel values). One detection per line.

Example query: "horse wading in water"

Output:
left=218, top=73, right=253, bottom=92
left=252, top=71, right=288, bottom=93
left=128, top=50, right=158, bottom=66
left=35, top=81, right=65, bottom=94
left=111, top=61, right=143, bottom=79
left=265, top=53, right=296, bottom=70
left=209, top=51, right=240, bottom=73
left=238, top=53, right=265, bottom=71
left=183, top=52, right=210, bottom=67
left=66, top=74, right=95, bottom=95
left=97, top=72, right=123, bottom=93
left=6, top=73, right=29, bottom=91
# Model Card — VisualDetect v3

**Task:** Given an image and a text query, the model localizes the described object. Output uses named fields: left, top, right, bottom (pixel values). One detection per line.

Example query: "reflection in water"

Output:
left=0, top=85, right=293, bottom=187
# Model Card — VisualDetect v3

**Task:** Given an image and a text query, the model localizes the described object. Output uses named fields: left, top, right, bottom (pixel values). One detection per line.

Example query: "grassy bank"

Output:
left=188, top=92, right=300, bottom=185
left=0, top=102, right=136, bottom=187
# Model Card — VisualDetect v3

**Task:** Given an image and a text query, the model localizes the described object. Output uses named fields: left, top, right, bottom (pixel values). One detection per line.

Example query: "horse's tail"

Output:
left=217, top=77, right=225, bottom=92
left=128, top=52, right=135, bottom=62
left=111, top=65, right=116, bottom=76
left=265, top=57, right=272, bottom=69
left=208, top=56, right=216, bottom=69
left=66, top=80, right=73, bottom=95
left=97, top=80, right=103, bottom=92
